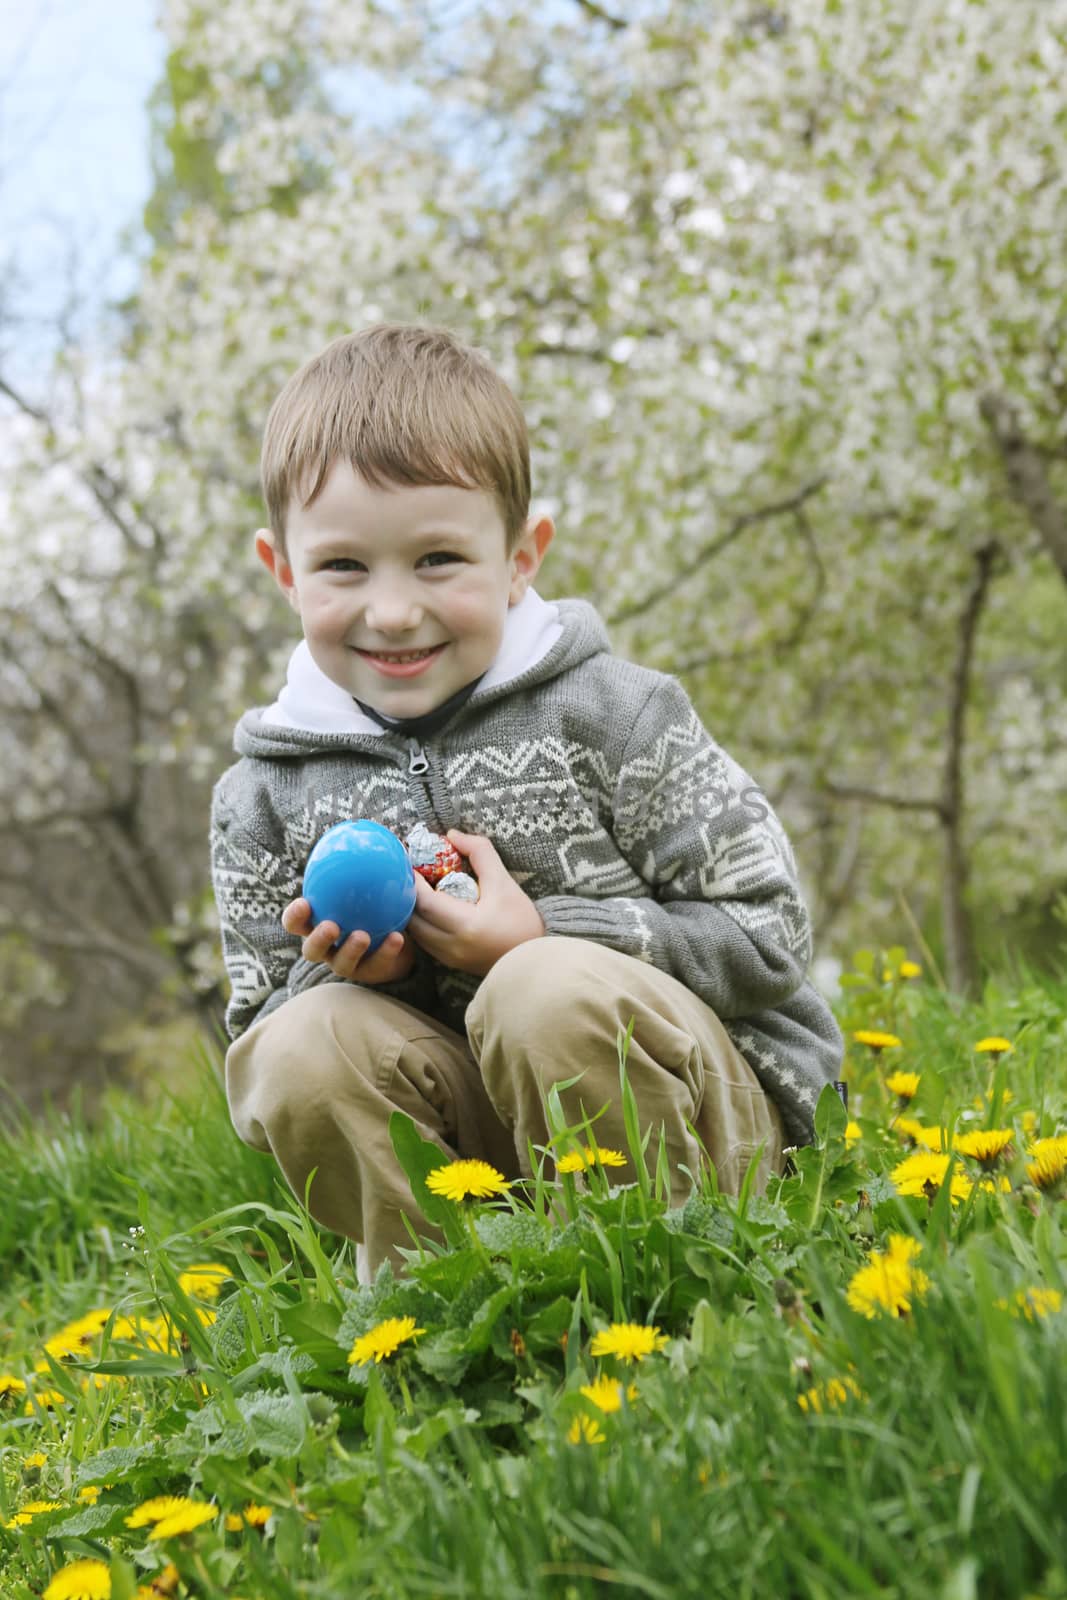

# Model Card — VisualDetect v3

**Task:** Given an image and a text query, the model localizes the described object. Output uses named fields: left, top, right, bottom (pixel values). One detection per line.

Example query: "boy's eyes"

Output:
left=322, top=552, right=462, bottom=571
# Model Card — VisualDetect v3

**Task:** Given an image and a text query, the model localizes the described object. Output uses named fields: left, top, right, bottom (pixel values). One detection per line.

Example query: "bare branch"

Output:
left=573, top=0, right=627, bottom=29
left=0, top=909, right=169, bottom=983
left=670, top=501, right=827, bottom=672
left=819, top=781, right=947, bottom=820
left=0, top=370, right=168, bottom=560
left=609, top=475, right=828, bottom=626
left=980, top=392, right=1067, bottom=584
left=0, top=637, right=109, bottom=789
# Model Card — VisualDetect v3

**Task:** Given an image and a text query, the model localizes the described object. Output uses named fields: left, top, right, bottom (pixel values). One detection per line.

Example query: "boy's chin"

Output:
left=352, top=675, right=447, bottom=716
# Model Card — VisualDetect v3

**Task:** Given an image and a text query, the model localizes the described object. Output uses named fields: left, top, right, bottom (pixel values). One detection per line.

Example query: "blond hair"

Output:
left=260, top=323, right=531, bottom=554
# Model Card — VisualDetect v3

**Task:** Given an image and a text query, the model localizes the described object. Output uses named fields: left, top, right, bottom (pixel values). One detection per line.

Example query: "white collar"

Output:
left=260, top=587, right=563, bottom=735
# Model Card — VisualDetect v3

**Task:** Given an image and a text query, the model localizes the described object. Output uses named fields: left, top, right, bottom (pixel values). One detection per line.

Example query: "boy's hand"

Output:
left=406, top=829, right=545, bottom=977
left=281, top=899, right=416, bottom=985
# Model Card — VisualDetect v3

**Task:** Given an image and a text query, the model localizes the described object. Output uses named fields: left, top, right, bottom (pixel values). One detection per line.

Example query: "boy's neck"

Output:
left=353, top=673, right=486, bottom=741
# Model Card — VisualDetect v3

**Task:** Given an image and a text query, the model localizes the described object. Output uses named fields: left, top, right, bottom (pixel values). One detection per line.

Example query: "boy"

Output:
left=210, top=322, right=844, bottom=1277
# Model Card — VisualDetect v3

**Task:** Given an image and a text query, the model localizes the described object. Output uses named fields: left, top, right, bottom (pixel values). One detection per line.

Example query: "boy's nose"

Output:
left=363, top=587, right=423, bottom=632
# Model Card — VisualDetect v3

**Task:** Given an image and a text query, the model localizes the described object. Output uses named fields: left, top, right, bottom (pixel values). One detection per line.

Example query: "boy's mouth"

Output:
left=354, top=643, right=446, bottom=678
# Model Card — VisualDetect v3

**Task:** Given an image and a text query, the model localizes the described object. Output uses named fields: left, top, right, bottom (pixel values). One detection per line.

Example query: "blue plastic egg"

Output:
left=302, top=820, right=417, bottom=952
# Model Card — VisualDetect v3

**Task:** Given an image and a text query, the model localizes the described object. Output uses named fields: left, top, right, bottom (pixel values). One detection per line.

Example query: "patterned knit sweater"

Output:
left=209, top=594, right=843, bottom=1145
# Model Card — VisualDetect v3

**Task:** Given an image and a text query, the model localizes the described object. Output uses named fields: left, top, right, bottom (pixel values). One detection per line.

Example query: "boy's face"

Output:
left=255, top=461, right=554, bottom=719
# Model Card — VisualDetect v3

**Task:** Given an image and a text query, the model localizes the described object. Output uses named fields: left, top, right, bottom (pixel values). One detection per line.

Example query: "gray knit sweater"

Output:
left=209, top=597, right=843, bottom=1144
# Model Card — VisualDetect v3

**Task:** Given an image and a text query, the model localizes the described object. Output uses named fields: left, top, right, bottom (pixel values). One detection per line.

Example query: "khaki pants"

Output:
left=225, top=938, right=784, bottom=1279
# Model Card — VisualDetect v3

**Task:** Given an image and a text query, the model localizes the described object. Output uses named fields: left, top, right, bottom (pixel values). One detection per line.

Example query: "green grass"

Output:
left=2, top=951, right=1066, bottom=1600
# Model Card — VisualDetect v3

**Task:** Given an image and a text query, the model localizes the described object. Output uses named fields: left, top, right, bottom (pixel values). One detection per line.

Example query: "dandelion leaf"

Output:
left=181, top=1390, right=309, bottom=1461
left=388, top=1111, right=469, bottom=1247
left=413, top=1326, right=473, bottom=1384
left=474, top=1211, right=549, bottom=1256
left=75, top=1441, right=160, bottom=1487
left=39, top=1501, right=129, bottom=1540
left=815, top=1081, right=849, bottom=1145
left=680, top=1195, right=736, bottom=1247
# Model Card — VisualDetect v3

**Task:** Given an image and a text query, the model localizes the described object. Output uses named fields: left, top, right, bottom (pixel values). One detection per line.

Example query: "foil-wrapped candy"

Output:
left=404, top=822, right=463, bottom=885
left=436, top=870, right=480, bottom=902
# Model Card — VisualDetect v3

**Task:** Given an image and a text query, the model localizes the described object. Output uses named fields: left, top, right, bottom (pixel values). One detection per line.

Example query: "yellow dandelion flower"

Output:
left=177, top=1263, right=231, bottom=1300
left=43, top=1309, right=111, bottom=1361
left=238, top=1502, right=272, bottom=1527
left=996, top=1286, right=1063, bottom=1320
left=974, top=1037, right=1013, bottom=1054
left=589, top=1322, right=668, bottom=1363
left=77, top=1485, right=102, bottom=1504
left=797, top=1375, right=864, bottom=1413
left=5, top=1498, right=64, bottom=1528
left=881, top=968, right=894, bottom=982
left=899, top=961, right=922, bottom=979
left=955, top=1128, right=1014, bottom=1166
left=892, top=1120, right=944, bottom=1150
left=107, top=1315, right=140, bottom=1340
left=844, top=1121, right=862, bottom=1146
left=557, top=1145, right=627, bottom=1174
left=853, top=1030, right=902, bottom=1051
left=885, top=1071, right=921, bottom=1101
left=567, top=1413, right=606, bottom=1445
left=1026, top=1136, right=1067, bottom=1191
left=149, top=1501, right=217, bottom=1539
left=579, top=1375, right=628, bottom=1413
left=891, top=1150, right=974, bottom=1204
left=125, top=1495, right=194, bottom=1530
left=0, top=1373, right=27, bottom=1399
left=43, top=1559, right=112, bottom=1600
left=23, top=1451, right=47, bottom=1469
left=1021, top=1110, right=1038, bottom=1136
left=972, top=1088, right=1015, bottom=1112
left=134, top=1564, right=180, bottom=1599
left=24, top=1388, right=69, bottom=1414
left=425, top=1158, right=511, bottom=1202
left=82, top=1373, right=125, bottom=1394
left=347, top=1316, right=424, bottom=1366
left=846, top=1234, right=930, bottom=1319
left=110, top=1314, right=176, bottom=1353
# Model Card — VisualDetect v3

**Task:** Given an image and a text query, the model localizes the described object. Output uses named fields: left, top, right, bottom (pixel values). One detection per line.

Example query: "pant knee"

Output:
left=225, top=989, right=370, bottom=1149
left=468, top=937, right=604, bottom=1042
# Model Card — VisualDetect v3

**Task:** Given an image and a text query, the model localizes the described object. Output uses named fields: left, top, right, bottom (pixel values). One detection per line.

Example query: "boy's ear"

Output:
left=254, top=528, right=299, bottom=608
left=508, top=513, right=555, bottom=605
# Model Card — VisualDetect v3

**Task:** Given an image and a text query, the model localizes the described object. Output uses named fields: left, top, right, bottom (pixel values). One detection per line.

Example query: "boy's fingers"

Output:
left=359, top=932, right=405, bottom=978
left=282, top=897, right=312, bottom=935
left=331, top=930, right=371, bottom=977
left=302, top=921, right=343, bottom=963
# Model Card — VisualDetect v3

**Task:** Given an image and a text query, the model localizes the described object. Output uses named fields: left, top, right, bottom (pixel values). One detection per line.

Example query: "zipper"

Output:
left=406, top=738, right=450, bottom=827
left=408, top=740, right=430, bottom=775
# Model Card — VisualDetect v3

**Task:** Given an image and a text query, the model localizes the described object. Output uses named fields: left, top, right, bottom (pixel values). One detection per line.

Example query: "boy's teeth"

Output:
left=374, top=648, right=435, bottom=661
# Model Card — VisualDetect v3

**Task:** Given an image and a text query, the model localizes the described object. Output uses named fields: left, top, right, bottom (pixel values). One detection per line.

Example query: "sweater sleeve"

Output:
left=533, top=677, right=813, bottom=1020
left=209, top=789, right=428, bottom=1041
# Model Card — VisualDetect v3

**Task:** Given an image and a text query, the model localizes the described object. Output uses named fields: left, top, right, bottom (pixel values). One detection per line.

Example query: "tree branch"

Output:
left=0, top=910, right=170, bottom=984
left=0, top=370, right=167, bottom=559
left=979, top=392, right=1067, bottom=584
left=819, top=781, right=947, bottom=820
left=609, top=475, right=828, bottom=627
left=669, top=501, right=827, bottom=672
left=573, top=0, right=627, bottom=28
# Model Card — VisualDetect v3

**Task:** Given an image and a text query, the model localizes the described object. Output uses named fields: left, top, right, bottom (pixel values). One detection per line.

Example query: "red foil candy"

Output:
left=405, top=822, right=463, bottom=885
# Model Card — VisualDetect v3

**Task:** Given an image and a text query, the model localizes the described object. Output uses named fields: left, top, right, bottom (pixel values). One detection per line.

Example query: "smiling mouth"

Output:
left=356, top=646, right=443, bottom=663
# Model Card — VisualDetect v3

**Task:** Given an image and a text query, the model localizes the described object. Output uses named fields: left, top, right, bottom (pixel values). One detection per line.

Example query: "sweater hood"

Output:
left=233, top=589, right=611, bottom=759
